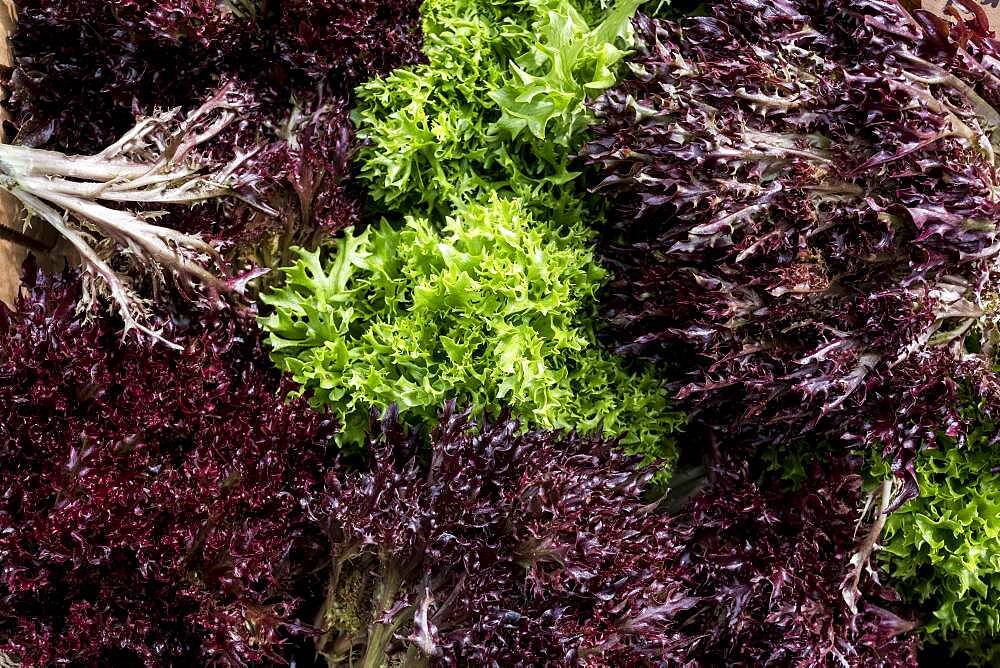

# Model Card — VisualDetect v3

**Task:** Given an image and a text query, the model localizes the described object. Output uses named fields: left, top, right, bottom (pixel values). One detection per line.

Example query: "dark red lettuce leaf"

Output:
left=4, top=0, right=423, bottom=246
left=274, top=0, right=424, bottom=83
left=581, top=1, right=1000, bottom=504
left=313, top=405, right=916, bottom=667
left=7, top=0, right=422, bottom=152
left=0, top=258, right=338, bottom=667
left=315, top=403, right=690, bottom=666
left=666, top=447, right=918, bottom=666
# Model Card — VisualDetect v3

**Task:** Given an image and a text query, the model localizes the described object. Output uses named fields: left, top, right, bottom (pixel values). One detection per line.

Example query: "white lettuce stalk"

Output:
left=0, top=83, right=268, bottom=348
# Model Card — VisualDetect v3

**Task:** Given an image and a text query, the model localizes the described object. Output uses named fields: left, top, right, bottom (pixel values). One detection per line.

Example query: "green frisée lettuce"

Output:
left=876, top=407, right=1000, bottom=664
left=263, top=0, right=682, bottom=470
left=260, top=196, right=682, bottom=466
left=352, top=0, right=642, bottom=222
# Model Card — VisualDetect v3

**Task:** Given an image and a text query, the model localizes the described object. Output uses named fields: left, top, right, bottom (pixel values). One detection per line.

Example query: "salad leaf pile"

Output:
left=353, top=0, right=641, bottom=222
left=314, top=403, right=684, bottom=666
left=313, top=406, right=918, bottom=667
left=264, top=0, right=683, bottom=469
left=7, top=0, right=424, bottom=264
left=877, top=405, right=1000, bottom=664
left=6, top=0, right=1000, bottom=664
left=0, top=261, right=337, bottom=665
left=665, top=449, right=919, bottom=666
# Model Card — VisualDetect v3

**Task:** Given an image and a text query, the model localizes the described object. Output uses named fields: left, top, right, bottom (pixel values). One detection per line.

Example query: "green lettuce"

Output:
left=260, top=196, right=682, bottom=466
left=876, top=407, right=1000, bottom=664
left=352, top=0, right=642, bottom=222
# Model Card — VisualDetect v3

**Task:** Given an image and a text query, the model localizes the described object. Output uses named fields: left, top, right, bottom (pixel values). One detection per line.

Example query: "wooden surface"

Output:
left=916, top=0, right=1000, bottom=27
left=0, top=0, right=19, bottom=307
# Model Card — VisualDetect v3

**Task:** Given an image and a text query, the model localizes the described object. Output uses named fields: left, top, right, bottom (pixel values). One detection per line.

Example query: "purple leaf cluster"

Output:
left=581, top=0, right=1000, bottom=503
left=315, top=402, right=688, bottom=666
left=667, top=449, right=918, bottom=666
left=313, top=404, right=916, bottom=666
left=5, top=0, right=423, bottom=245
left=0, top=259, right=338, bottom=666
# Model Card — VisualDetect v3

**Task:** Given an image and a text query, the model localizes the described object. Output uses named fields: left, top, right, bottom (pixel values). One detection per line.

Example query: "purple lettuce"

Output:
left=314, top=403, right=687, bottom=665
left=0, top=257, right=918, bottom=664
left=581, top=1, right=1000, bottom=504
left=312, top=405, right=916, bottom=666
left=0, top=259, right=337, bottom=666
left=666, top=448, right=918, bottom=666
left=4, top=0, right=423, bottom=249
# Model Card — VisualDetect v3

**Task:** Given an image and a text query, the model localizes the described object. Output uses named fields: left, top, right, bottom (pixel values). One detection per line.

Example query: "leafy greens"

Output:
left=261, top=196, right=682, bottom=465
left=581, top=0, right=1000, bottom=506
left=353, top=0, right=642, bottom=223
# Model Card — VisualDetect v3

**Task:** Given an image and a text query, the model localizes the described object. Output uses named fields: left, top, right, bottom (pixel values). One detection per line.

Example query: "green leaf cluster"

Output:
left=352, top=0, right=642, bottom=222
left=262, top=0, right=682, bottom=474
left=876, top=410, right=1000, bottom=664
left=260, top=196, right=682, bottom=465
